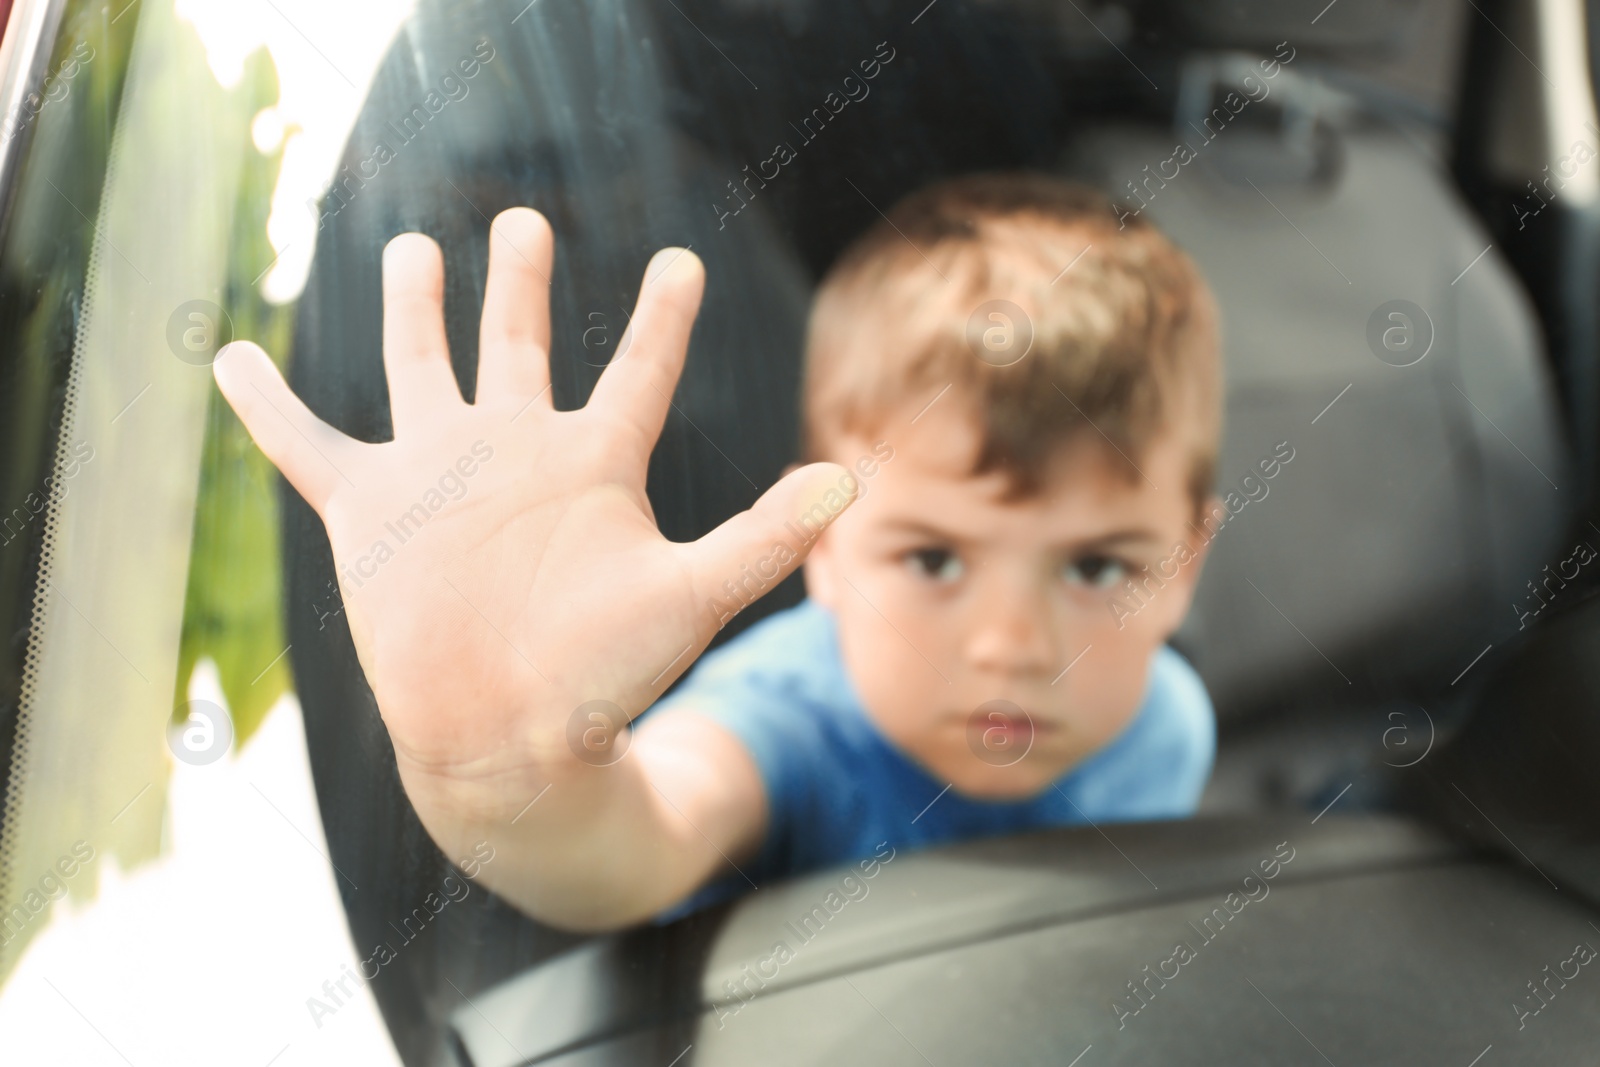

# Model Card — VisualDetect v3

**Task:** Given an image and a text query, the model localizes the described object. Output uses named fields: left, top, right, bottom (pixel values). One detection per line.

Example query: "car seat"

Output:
left=283, top=0, right=1574, bottom=1062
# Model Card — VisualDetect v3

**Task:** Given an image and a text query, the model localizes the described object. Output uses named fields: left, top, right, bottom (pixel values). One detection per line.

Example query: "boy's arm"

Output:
left=212, top=209, right=841, bottom=929
left=397, top=705, right=769, bottom=929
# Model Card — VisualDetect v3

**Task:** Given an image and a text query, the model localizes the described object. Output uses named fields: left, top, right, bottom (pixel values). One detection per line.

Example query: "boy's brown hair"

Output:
left=801, top=171, right=1222, bottom=505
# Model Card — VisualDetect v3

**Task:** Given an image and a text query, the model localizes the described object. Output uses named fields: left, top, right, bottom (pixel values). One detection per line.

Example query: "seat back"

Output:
left=1063, top=62, right=1569, bottom=721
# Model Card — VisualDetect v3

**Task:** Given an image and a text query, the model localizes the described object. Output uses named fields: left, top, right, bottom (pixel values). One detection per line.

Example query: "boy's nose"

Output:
left=963, top=584, right=1058, bottom=677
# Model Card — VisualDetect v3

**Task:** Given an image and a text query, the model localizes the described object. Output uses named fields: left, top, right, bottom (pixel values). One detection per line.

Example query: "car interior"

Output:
left=4, top=0, right=1600, bottom=1063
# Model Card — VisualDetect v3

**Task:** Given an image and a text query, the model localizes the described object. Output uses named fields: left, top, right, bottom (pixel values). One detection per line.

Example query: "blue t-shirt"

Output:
left=643, top=598, right=1215, bottom=921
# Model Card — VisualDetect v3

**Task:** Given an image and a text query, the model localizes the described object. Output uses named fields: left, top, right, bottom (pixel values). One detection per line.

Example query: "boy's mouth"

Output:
left=961, top=700, right=1059, bottom=766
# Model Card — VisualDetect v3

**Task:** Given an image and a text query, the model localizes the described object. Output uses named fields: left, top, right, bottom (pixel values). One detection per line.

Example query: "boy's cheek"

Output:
left=1069, top=643, right=1155, bottom=726
left=837, top=614, right=948, bottom=724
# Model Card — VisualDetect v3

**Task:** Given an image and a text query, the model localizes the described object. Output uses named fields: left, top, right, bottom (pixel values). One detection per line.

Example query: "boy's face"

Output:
left=803, top=400, right=1213, bottom=800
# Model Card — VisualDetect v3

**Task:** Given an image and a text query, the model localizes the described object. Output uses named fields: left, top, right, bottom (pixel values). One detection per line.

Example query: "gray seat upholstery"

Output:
left=1062, top=89, right=1569, bottom=739
left=450, top=814, right=1600, bottom=1067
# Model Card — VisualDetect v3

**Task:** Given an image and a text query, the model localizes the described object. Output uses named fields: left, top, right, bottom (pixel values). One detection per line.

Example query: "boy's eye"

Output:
left=1064, top=554, right=1129, bottom=589
left=908, top=548, right=964, bottom=582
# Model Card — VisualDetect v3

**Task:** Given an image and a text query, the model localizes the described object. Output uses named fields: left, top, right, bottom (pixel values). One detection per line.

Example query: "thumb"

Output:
left=682, top=462, right=858, bottom=629
left=213, top=341, right=354, bottom=514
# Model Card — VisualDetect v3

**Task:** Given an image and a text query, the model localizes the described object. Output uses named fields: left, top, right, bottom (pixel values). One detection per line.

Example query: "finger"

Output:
left=478, top=207, right=554, bottom=405
left=213, top=341, right=355, bottom=514
left=587, top=247, right=704, bottom=453
left=382, top=232, right=462, bottom=437
left=681, top=463, right=858, bottom=630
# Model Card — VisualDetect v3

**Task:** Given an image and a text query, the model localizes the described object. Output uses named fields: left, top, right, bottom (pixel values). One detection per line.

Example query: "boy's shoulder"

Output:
left=646, top=597, right=876, bottom=757
left=671, top=596, right=839, bottom=690
left=1139, top=645, right=1215, bottom=753
left=1063, top=644, right=1215, bottom=817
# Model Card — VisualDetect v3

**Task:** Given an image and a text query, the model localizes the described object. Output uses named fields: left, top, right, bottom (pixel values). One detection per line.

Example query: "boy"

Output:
left=214, top=171, right=1222, bottom=932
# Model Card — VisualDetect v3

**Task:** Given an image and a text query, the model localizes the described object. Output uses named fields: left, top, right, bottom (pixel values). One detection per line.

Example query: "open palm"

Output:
left=214, top=208, right=849, bottom=791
